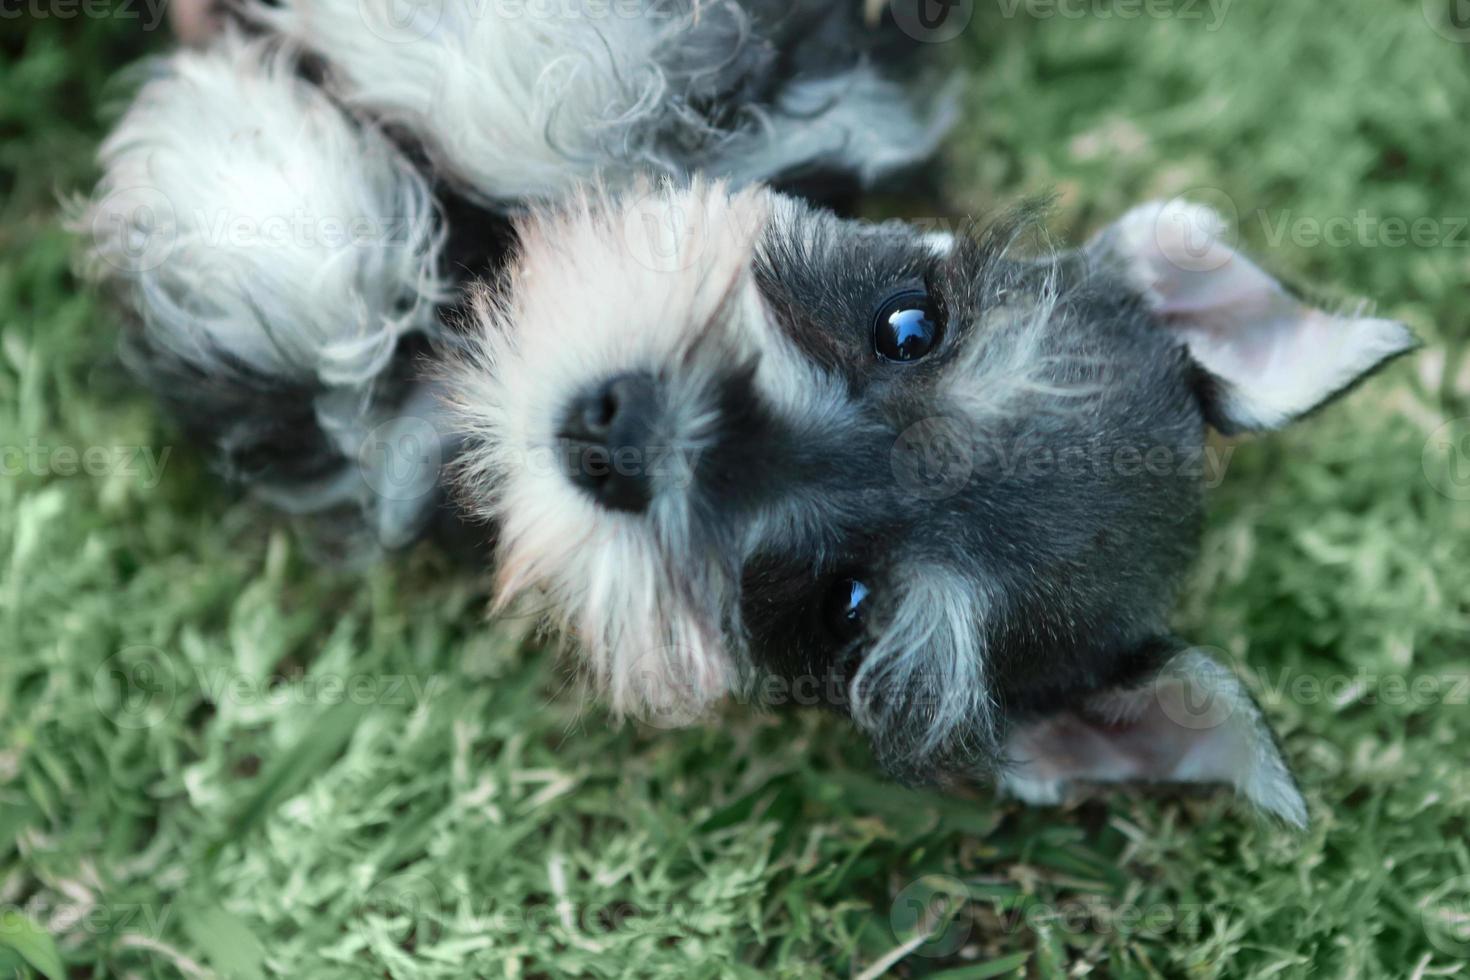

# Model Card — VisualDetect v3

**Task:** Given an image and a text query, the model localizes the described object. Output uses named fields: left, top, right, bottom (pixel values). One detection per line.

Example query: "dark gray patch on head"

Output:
left=732, top=199, right=1211, bottom=780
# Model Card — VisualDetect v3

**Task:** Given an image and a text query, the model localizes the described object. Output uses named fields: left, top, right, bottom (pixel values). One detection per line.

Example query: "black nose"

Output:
left=559, top=372, right=660, bottom=513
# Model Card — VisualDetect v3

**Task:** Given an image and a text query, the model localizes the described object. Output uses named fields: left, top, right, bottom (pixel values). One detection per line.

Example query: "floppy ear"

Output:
left=999, top=644, right=1307, bottom=827
left=1090, top=200, right=1417, bottom=434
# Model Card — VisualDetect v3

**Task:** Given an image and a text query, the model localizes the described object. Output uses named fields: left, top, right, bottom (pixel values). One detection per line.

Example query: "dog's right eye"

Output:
left=873, top=289, right=943, bottom=363
left=822, top=577, right=872, bottom=642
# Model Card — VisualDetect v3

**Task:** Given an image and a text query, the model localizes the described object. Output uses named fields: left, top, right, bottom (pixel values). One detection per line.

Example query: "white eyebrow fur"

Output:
left=853, top=564, right=997, bottom=766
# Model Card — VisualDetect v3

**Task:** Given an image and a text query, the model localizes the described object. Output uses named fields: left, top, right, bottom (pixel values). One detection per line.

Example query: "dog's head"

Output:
left=446, top=182, right=1413, bottom=823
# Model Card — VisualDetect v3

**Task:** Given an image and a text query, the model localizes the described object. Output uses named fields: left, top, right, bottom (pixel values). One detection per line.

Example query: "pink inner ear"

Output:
left=1107, top=200, right=1415, bottom=432
left=999, top=651, right=1307, bottom=825
left=1167, top=263, right=1317, bottom=379
left=1005, top=682, right=1231, bottom=787
left=1005, top=713, right=1173, bottom=784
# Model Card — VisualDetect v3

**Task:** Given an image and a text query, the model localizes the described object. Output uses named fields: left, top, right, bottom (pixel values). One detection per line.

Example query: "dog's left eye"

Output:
left=822, top=577, right=872, bottom=642
left=873, top=289, right=943, bottom=363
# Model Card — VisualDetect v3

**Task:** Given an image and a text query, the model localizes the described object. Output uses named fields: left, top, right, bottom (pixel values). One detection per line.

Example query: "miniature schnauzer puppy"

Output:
left=441, top=182, right=1413, bottom=826
left=81, top=3, right=1414, bottom=824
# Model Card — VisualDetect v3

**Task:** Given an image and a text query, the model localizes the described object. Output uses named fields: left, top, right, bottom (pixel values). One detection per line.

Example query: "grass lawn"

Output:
left=3, top=1, right=1470, bottom=976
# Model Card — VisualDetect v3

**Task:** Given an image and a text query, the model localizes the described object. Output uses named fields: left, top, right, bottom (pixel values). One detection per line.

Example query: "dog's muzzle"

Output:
left=557, top=372, right=661, bottom=514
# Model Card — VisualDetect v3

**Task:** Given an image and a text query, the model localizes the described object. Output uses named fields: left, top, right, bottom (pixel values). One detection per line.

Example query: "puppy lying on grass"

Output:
left=81, top=2, right=1414, bottom=825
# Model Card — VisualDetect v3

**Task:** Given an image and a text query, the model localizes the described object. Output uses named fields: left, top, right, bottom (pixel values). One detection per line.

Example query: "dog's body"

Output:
left=82, top=2, right=1415, bottom=825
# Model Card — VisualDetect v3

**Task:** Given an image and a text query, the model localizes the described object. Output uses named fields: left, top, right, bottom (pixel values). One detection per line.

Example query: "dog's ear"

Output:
left=1089, top=200, right=1416, bottom=435
left=999, top=643, right=1307, bottom=827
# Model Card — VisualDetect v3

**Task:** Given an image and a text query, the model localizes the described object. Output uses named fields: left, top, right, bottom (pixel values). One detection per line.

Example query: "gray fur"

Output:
left=256, top=0, right=956, bottom=204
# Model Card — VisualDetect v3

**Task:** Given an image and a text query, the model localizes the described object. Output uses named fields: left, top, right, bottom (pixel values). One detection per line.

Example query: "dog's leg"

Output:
left=78, top=30, right=451, bottom=551
left=249, top=0, right=956, bottom=203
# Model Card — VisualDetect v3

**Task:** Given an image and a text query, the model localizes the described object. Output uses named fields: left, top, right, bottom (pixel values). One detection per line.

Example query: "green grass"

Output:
left=3, top=3, right=1470, bottom=976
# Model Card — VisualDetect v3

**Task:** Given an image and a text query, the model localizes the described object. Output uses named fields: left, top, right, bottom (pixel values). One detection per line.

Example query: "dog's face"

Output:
left=447, top=182, right=1413, bottom=823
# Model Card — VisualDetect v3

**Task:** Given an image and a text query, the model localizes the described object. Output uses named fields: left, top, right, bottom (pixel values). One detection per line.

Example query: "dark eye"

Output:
left=822, top=577, right=872, bottom=642
left=873, top=289, right=943, bottom=363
